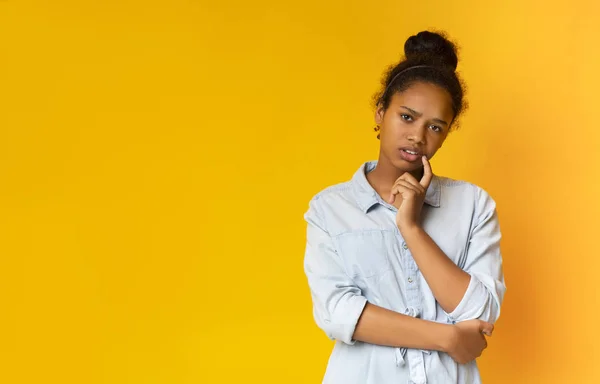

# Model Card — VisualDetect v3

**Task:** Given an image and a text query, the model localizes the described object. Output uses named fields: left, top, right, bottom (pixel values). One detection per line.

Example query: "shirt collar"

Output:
left=351, top=160, right=441, bottom=213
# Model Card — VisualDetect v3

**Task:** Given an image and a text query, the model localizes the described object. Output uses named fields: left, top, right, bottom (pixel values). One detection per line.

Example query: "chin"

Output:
left=391, top=158, right=422, bottom=172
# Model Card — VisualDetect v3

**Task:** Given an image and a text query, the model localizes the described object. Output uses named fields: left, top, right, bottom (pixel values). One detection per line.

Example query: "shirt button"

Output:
left=402, top=242, right=408, bottom=250
left=408, top=277, right=413, bottom=283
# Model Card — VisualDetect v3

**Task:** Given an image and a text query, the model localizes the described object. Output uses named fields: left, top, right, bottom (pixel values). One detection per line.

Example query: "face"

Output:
left=375, top=81, right=454, bottom=173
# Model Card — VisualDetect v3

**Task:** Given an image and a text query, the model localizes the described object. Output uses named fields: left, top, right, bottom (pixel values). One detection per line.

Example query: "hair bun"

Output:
left=404, top=31, right=458, bottom=70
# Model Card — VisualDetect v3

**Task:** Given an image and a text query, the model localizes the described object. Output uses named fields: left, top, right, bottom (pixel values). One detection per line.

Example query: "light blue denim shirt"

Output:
left=303, top=160, right=506, bottom=384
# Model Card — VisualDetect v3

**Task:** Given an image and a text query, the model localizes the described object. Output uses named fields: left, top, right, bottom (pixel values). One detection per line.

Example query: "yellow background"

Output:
left=1, top=0, right=599, bottom=383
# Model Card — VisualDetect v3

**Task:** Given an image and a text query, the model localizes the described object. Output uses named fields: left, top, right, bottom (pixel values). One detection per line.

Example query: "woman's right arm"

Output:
left=354, top=303, right=494, bottom=364
left=354, top=302, right=449, bottom=350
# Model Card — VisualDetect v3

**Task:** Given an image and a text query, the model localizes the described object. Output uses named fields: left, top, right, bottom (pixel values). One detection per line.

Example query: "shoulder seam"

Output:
left=311, top=181, right=353, bottom=201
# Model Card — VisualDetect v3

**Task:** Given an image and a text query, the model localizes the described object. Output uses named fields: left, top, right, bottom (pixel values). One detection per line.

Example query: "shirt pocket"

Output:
left=333, top=230, right=395, bottom=279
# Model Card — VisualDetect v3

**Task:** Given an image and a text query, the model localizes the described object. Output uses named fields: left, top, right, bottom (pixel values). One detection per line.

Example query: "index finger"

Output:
left=420, top=155, right=433, bottom=188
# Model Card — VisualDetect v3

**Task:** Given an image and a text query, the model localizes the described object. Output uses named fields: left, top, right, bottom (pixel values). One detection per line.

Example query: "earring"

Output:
left=373, top=125, right=381, bottom=140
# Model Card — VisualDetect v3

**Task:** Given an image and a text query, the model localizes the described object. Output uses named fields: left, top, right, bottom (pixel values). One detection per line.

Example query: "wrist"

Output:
left=437, top=323, right=457, bottom=353
left=398, top=223, right=424, bottom=238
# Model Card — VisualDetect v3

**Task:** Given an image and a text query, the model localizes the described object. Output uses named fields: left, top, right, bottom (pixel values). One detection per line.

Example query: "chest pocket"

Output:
left=333, top=230, right=396, bottom=279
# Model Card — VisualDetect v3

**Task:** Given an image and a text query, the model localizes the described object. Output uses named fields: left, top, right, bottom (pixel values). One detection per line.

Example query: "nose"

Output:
left=407, top=124, right=427, bottom=145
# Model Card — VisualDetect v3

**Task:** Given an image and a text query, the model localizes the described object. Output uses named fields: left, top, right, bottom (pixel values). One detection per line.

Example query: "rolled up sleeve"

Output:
left=303, top=197, right=368, bottom=345
left=446, top=188, right=506, bottom=324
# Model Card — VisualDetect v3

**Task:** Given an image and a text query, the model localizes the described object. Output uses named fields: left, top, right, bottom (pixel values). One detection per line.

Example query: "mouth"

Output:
left=398, top=147, right=423, bottom=163
left=400, top=148, right=421, bottom=156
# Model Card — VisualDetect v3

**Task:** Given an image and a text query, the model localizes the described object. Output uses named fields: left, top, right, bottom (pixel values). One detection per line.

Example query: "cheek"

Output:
left=383, top=125, right=404, bottom=144
left=381, top=120, right=399, bottom=136
left=386, top=118, right=407, bottom=134
left=428, top=135, right=447, bottom=151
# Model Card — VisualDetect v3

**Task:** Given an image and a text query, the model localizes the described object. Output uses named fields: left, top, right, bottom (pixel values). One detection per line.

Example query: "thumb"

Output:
left=480, top=322, right=494, bottom=336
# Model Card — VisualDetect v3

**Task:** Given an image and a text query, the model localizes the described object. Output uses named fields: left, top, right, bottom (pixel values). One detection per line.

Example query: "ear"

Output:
left=374, top=104, right=385, bottom=125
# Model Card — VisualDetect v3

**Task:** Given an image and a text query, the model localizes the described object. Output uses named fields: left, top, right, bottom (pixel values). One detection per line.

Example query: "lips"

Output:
left=400, top=147, right=423, bottom=156
left=398, top=147, right=422, bottom=162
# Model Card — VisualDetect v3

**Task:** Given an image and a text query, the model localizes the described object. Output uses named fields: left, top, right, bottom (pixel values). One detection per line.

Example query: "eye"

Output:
left=429, top=125, right=442, bottom=133
left=400, top=114, right=413, bottom=122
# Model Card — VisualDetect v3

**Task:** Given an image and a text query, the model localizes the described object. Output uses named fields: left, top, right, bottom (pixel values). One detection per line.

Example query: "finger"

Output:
left=389, top=195, right=395, bottom=204
left=389, top=189, right=401, bottom=204
left=393, top=180, right=422, bottom=195
left=400, top=173, right=426, bottom=193
left=388, top=178, right=402, bottom=203
left=481, top=322, right=494, bottom=336
left=391, top=184, right=417, bottom=201
left=420, top=156, right=433, bottom=188
left=388, top=188, right=401, bottom=205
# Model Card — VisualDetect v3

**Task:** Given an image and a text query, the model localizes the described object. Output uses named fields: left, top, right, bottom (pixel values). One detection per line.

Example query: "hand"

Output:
left=388, top=156, right=433, bottom=232
left=444, top=319, right=494, bottom=365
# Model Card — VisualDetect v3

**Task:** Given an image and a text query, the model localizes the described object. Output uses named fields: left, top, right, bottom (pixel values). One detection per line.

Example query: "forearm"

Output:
left=353, top=302, right=451, bottom=351
left=402, top=226, right=470, bottom=314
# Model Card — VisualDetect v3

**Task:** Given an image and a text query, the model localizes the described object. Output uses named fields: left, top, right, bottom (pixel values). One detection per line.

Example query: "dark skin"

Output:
left=367, top=81, right=452, bottom=195
left=352, top=81, right=493, bottom=364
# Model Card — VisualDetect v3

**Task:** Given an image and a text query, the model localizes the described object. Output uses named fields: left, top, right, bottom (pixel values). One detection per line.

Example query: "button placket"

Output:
left=402, top=242, right=417, bottom=284
left=400, top=237, right=426, bottom=381
left=402, top=241, right=419, bottom=301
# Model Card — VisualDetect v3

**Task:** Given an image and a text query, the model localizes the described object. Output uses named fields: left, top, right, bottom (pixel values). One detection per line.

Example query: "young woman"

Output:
left=303, top=31, right=506, bottom=384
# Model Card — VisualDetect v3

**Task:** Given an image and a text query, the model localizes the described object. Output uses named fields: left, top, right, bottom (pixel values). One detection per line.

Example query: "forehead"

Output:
left=390, top=82, right=454, bottom=118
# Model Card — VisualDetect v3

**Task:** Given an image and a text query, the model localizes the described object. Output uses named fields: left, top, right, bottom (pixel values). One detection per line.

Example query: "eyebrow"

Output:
left=400, top=105, right=449, bottom=126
